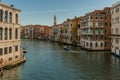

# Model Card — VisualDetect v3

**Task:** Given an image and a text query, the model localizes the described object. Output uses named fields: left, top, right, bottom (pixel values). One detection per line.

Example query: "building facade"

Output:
left=51, top=15, right=59, bottom=42
left=51, top=24, right=59, bottom=42
left=77, top=16, right=83, bottom=46
left=58, top=24, right=63, bottom=44
left=62, top=19, right=73, bottom=44
left=21, top=25, right=34, bottom=39
left=71, top=17, right=78, bottom=45
left=21, top=25, right=51, bottom=40
left=111, top=2, right=120, bottom=56
left=80, top=7, right=111, bottom=50
left=0, top=2, right=25, bottom=67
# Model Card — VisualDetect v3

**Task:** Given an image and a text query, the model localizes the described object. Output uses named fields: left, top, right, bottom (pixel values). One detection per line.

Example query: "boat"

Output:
left=23, top=48, right=27, bottom=53
left=63, top=46, right=70, bottom=50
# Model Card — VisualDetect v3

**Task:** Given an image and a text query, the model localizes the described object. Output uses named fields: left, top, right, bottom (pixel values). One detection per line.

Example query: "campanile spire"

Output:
left=54, top=15, right=57, bottom=25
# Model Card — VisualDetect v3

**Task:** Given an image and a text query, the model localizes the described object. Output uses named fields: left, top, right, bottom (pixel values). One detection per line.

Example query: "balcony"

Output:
left=87, top=32, right=93, bottom=35
left=81, top=32, right=87, bottom=35
left=110, top=34, right=120, bottom=37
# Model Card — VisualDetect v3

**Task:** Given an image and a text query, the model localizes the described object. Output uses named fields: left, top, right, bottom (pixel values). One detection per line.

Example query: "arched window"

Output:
left=9, top=12, right=12, bottom=23
left=15, top=14, right=18, bottom=24
left=9, top=28, right=12, bottom=40
left=4, top=28, right=8, bottom=40
left=5, top=11, right=8, bottom=23
left=0, top=10, right=3, bottom=22
left=96, top=42, right=98, bottom=47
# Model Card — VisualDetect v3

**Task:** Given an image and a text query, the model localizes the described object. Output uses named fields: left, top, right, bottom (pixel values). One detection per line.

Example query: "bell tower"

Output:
left=54, top=15, right=57, bottom=25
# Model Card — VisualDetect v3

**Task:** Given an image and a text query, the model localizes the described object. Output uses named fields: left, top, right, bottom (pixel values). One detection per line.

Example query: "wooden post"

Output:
left=0, top=58, right=3, bottom=78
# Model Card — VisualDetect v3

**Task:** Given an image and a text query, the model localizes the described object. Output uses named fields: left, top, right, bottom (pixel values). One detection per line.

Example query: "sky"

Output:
left=2, top=0, right=119, bottom=26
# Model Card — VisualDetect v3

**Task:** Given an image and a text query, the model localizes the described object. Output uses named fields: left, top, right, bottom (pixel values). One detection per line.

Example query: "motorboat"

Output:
left=23, top=48, right=27, bottom=53
left=63, top=46, right=70, bottom=50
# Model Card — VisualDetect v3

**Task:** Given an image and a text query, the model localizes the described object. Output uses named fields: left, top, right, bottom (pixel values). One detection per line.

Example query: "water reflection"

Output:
left=1, top=39, right=120, bottom=80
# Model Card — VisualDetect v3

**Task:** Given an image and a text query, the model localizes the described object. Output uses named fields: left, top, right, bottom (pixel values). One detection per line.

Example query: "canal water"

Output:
left=1, top=39, right=120, bottom=80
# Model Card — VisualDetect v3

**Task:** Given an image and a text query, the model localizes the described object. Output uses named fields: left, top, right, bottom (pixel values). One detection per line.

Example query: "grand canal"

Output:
left=1, top=39, right=120, bottom=80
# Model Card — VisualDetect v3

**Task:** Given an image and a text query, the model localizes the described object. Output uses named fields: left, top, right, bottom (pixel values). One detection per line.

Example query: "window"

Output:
left=105, top=43, right=107, bottom=47
left=95, top=22, right=98, bottom=27
left=15, top=55, right=18, bottom=59
left=105, top=23, right=108, bottom=26
left=90, top=22, right=93, bottom=27
left=96, top=36, right=98, bottom=40
left=116, top=8, right=119, bottom=13
left=9, top=28, right=12, bottom=40
left=96, top=17, right=98, bottom=20
left=4, top=47, right=8, bottom=55
left=115, top=38, right=119, bottom=43
left=104, top=29, right=106, bottom=34
left=118, top=8, right=119, bottom=12
left=86, top=42, right=88, bottom=46
left=101, top=43, right=103, bottom=47
left=90, top=36, right=92, bottom=40
left=0, top=28, right=2, bottom=40
left=101, top=22, right=103, bottom=26
left=15, top=45, right=18, bottom=52
left=91, top=17, right=93, bottom=19
left=118, top=17, right=119, bottom=22
left=116, top=8, right=117, bottom=13
left=0, top=10, right=3, bottom=22
left=104, top=37, right=107, bottom=40
left=15, top=14, right=18, bottom=24
left=78, top=25, right=80, bottom=28
left=112, top=10, right=114, bottom=14
left=15, top=28, right=18, bottom=39
left=5, top=11, right=8, bottom=23
left=96, top=42, right=98, bottom=47
left=9, top=57, right=12, bottom=61
left=90, top=43, right=92, bottom=47
left=100, top=29, right=104, bottom=34
left=9, top=47, right=12, bottom=53
left=4, top=28, right=8, bottom=40
left=111, top=28, right=113, bottom=34
left=9, top=12, right=12, bottom=23
left=101, top=36, right=103, bottom=40
left=116, top=17, right=119, bottom=22
left=0, top=48, right=3, bottom=56
left=115, top=28, right=119, bottom=34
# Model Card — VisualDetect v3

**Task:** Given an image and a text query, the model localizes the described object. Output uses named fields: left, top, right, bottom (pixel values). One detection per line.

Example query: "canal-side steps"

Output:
left=0, top=58, right=26, bottom=70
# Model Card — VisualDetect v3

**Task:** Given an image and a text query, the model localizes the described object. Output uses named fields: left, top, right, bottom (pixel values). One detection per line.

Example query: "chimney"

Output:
left=10, top=5, right=14, bottom=7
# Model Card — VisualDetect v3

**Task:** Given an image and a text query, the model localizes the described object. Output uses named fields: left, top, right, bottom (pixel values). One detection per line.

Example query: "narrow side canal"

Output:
left=1, top=39, right=120, bottom=80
